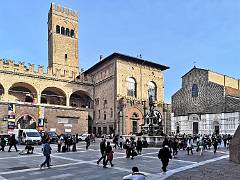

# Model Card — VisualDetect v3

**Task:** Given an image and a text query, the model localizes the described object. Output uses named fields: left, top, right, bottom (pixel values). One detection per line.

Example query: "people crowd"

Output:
left=0, top=131, right=233, bottom=177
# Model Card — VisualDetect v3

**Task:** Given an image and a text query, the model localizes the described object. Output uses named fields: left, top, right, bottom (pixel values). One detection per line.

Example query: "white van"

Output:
left=13, top=129, right=42, bottom=145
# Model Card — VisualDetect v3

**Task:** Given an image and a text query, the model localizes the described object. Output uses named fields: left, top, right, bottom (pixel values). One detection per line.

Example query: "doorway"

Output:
left=193, top=122, right=199, bottom=135
left=215, top=125, right=219, bottom=135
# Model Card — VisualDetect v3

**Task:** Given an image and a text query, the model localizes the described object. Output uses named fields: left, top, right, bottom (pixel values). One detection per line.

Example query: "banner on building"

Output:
left=38, top=106, right=45, bottom=119
left=8, top=103, right=16, bottom=129
left=38, top=106, right=45, bottom=128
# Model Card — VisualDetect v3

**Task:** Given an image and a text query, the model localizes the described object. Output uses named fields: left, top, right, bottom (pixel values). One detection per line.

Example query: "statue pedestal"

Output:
left=230, top=126, right=240, bottom=163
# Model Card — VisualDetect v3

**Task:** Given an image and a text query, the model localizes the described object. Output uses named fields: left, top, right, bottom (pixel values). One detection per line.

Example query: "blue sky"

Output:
left=0, top=0, right=240, bottom=103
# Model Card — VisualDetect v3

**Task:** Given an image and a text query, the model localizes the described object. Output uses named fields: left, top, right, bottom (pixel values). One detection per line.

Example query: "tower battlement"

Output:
left=49, top=3, right=78, bottom=20
left=0, top=58, right=86, bottom=81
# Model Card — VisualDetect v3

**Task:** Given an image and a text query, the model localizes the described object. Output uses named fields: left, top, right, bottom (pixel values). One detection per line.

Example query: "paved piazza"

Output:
left=0, top=139, right=237, bottom=180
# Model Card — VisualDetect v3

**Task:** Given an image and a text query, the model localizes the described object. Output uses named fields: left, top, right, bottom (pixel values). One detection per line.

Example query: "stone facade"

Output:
left=48, top=3, right=79, bottom=77
left=0, top=3, right=170, bottom=136
left=0, top=3, right=92, bottom=135
left=171, top=67, right=240, bottom=135
left=163, top=103, right=172, bottom=135
left=85, top=53, right=169, bottom=135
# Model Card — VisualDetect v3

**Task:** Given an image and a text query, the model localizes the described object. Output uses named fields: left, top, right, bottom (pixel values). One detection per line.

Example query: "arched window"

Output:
left=66, top=28, right=70, bottom=36
left=127, top=77, right=136, bottom=97
left=70, top=29, right=74, bottom=37
left=148, top=81, right=157, bottom=101
left=192, top=84, right=198, bottom=97
left=56, top=25, right=60, bottom=34
left=61, top=27, right=65, bottom=35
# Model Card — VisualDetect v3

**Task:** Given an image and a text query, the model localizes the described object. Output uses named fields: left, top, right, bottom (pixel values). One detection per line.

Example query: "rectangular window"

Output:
left=104, top=111, right=106, bottom=120
left=110, top=108, right=113, bottom=118
left=98, top=127, right=101, bottom=134
left=103, top=127, right=107, bottom=134
left=98, top=110, right=101, bottom=119
left=104, top=100, right=107, bottom=108
left=65, top=54, right=67, bottom=60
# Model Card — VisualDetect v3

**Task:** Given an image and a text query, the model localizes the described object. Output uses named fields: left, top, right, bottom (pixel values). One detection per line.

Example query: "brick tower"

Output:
left=48, top=3, right=79, bottom=78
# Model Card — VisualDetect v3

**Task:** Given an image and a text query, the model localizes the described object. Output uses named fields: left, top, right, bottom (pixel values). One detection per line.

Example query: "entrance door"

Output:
left=193, top=122, right=199, bottom=134
left=176, top=126, right=180, bottom=134
left=215, top=126, right=219, bottom=135
left=132, top=121, right=138, bottom=134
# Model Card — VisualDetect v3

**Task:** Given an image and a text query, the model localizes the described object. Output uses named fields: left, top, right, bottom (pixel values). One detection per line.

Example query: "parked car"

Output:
left=13, top=129, right=42, bottom=145
left=47, top=131, right=58, bottom=143
left=78, top=133, right=90, bottom=141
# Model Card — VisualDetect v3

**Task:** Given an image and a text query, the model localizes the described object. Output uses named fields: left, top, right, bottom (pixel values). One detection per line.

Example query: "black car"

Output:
left=47, top=131, right=58, bottom=143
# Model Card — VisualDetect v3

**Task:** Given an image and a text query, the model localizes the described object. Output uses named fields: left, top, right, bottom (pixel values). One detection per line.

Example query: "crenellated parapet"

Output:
left=0, top=58, right=82, bottom=81
left=49, top=3, right=78, bottom=21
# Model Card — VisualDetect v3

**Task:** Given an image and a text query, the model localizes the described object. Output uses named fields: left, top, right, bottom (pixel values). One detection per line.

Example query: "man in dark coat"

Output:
left=0, top=137, right=6, bottom=151
left=97, top=139, right=107, bottom=168
left=136, top=137, right=143, bottom=155
left=8, top=134, right=18, bottom=152
left=40, top=141, right=52, bottom=169
left=158, top=145, right=172, bottom=172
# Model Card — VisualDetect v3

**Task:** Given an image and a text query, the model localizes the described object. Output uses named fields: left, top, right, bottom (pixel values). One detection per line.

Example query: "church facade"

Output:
left=171, top=67, right=240, bottom=135
left=0, top=3, right=169, bottom=136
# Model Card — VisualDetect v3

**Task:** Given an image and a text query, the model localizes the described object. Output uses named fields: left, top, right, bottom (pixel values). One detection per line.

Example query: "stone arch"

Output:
left=41, top=87, right=66, bottom=106
left=0, top=83, right=4, bottom=95
left=8, top=82, right=37, bottom=103
left=16, top=114, right=37, bottom=129
left=70, top=90, right=93, bottom=108
left=126, top=107, right=143, bottom=135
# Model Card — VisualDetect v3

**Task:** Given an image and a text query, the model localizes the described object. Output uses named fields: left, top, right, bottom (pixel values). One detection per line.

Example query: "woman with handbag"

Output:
left=105, top=141, right=114, bottom=167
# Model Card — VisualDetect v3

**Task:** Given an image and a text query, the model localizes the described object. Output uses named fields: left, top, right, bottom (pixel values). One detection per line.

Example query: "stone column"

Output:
left=230, top=125, right=240, bottom=163
left=37, top=93, right=41, bottom=104
left=2, top=86, right=10, bottom=102
left=66, top=94, right=70, bottom=106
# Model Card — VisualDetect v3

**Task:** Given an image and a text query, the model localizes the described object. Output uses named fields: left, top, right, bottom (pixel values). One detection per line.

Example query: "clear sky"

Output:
left=0, top=0, right=240, bottom=103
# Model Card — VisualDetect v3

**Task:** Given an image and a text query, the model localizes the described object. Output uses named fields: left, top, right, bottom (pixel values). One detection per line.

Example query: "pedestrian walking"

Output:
left=158, top=145, right=172, bottom=173
left=223, top=135, right=227, bottom=149
left=85, top=135, right=91, bottom=150
left=198, top=138, right=204, bottom=156
left=0, top=137, right=6, bottom=151
left=129, top=138, right=137, bottom=159
left=113, top=135, right=119, bottom=149
left=123, top=166, right=146, bottom=180
left=105, top=142, right=114, bottom=167
left=119, top=136, right=123, bottom=150
left=57, top=136, right=62, bottom=152
left=8, top=134, right=18, bottom=152
left=97, top=139, right=107, bottom=168
left=213, top=139, right=218, bottom=154
left=40, top=141, right=52, bottom=169
left=187, top=138, right=193, bottom=155
left=172, top=138, right=178, bottom=157
left=136, top=137, right=143, bottom=155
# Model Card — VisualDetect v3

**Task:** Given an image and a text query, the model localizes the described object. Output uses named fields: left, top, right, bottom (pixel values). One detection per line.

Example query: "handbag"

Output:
left=107, top=151, right=113, bottom=161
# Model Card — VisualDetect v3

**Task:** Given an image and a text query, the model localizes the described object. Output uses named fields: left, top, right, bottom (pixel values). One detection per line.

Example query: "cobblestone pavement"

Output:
left=0, top=139, right=237, bottom=180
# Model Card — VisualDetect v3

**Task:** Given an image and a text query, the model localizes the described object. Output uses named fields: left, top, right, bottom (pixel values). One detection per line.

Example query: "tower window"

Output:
left=104, top=111, right=106, bottom=120
left=65, top=54, right=67, bottom=60
left=61, top=27, right=65, bottom=35
left=66, top=28, right=70, bottom=36
left=56, top=25, right=60, bottom=33
left=192, top=84, right=199, bottom=97
left=71, top=29, right=74, bottom=37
